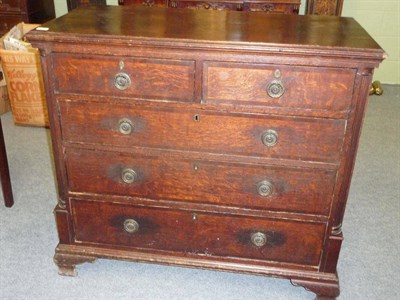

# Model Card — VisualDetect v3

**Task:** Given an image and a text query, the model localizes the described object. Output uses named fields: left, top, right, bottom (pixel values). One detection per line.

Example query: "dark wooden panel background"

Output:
left=67, top=0, right=107, bottom=11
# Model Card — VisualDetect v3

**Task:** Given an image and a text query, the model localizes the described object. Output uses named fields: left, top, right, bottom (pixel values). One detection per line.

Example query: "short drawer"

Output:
left=60, top=101, right=346, bottom=163
left=71, top=199, right=326, bottom=266
left=52, top=54, right=195, bottom=102
left=203, top=62, right=355, bottom=112
left=66, top=148, right=337, bottom=215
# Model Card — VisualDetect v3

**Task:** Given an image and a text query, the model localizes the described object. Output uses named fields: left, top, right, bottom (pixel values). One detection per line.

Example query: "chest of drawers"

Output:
left=119, top=0, right=300, bottom=14
left=0, top=0, right=55, bottom=36
left=27, top=6, right=385, bottom=299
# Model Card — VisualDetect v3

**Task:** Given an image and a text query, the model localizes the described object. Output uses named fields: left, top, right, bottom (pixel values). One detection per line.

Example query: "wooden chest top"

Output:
left=27, top=5, right=384, bottom=61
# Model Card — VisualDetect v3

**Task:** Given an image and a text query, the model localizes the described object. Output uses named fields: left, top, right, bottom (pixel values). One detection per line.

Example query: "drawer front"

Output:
left=66, top=148, right=336, bottom=215
left=71, top=199, right=326, bottom=266
left=60, top=101, right=346, bottom=163
left=52, top=54, right=195, bottom=102
left=203, top=62, right=355, bottom=112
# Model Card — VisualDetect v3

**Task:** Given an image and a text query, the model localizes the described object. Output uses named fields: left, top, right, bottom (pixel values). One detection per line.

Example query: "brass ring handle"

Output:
left=121, top=168, right=137, bottom=184
left=123, top=219, right=139, bottom=233
left=119, top=118, right=133, bottom=135
left=261, top=129, right=278, bottom=147
left=114, top=72, right=131, bottom=90
left=251, top=232, right=267, bottom=247
left=257, top=180, right=273, bottom=197
left=267, top=79, right=285, bottom=98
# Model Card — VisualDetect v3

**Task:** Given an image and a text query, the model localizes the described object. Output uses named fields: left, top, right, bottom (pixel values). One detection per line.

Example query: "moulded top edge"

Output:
left=26, top=5, right=385, bottom=60
left=27, top=32, right=386, bottom=64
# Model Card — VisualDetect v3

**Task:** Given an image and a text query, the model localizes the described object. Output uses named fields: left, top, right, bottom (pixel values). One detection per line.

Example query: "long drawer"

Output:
left=59, top=100, right=346, bottom=163
left=52, top=54, right=195, bottom=102
left=71, top=199, right=326, bottom=266
left=66, top=147, right=337, bottom=215
left=203, top=62, right=356, bottom=112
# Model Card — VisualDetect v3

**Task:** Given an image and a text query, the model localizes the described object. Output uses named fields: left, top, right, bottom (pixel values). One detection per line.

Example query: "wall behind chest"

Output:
left=53, top=0, right=118, bottom=16
left=342, top=0, right=399, bottom=84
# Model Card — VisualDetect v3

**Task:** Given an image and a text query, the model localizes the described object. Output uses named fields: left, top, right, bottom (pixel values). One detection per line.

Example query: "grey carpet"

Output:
left=1, top=85, right=399, bottom=300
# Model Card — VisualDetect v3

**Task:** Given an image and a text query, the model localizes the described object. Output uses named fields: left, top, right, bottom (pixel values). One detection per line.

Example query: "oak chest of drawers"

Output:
left=27, top=5, right=385, bottom=299
left=0, top=0, right=55, bottom=35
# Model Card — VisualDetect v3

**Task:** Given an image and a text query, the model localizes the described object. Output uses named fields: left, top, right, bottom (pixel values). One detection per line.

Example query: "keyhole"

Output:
left=194, top=114, right=200, bottom=122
